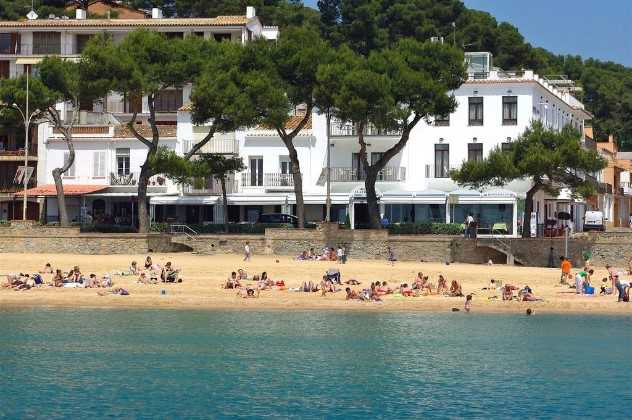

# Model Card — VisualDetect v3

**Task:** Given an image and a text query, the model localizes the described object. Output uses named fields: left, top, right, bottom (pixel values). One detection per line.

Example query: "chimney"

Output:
left=76, top=8, right=87, bottom=20
left=152, top=8, right=163, bottom=19
left=246, top=6, right=256, bottom=19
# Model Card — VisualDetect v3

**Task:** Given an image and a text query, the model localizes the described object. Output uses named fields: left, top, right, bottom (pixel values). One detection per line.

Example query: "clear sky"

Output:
left=463, top=0, right=631, bottom=66
left=304, top=0, right=632, bottom=67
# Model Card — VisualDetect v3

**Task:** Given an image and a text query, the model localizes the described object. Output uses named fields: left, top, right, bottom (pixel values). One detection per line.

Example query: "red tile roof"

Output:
left=14, top=184, right=108, bottom=197
left=114, top=124, right=177, bottom=138
left=0, top=16, right=249, bottom=28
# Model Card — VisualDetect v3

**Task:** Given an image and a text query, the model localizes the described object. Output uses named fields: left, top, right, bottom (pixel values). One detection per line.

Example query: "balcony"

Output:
left=424, top=164, right=459, bottom=179
left=241, top=172, right=297, bottom=190
left=0, top=148, right=38, bottom=161
left=329, top=120, right=402, bottom=137
left=183, top=177, right=238, bottom=195
left=317, top=167, right=406, bottom=184
left=110, top=172, right=137, bottom=186
left=184, top=133, right=239, bottom=155
left=0, top=178, right=36, bottom=194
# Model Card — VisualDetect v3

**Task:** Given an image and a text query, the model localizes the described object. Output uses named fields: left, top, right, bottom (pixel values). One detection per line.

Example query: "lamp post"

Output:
left=12, top=69, right=40, bottom=220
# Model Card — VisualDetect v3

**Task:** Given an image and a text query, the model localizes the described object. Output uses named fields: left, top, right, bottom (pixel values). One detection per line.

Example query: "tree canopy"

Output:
left=451, top=121, right=607, bottom=236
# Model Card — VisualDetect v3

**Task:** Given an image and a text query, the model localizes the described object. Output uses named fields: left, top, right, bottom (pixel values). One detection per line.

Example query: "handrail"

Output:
left=170, top=224, right=198, bottom=240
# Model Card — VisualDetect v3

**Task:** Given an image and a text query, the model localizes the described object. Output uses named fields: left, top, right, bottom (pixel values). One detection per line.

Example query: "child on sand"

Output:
left=600, top=277, right=609, bottom=295
left=560, top=257, right=571, bottom=285
left=464, top=294, right=472, bottom=312
left=386, top=246, right=396, bottom=266
left=243, top=242, right=252, bottom=262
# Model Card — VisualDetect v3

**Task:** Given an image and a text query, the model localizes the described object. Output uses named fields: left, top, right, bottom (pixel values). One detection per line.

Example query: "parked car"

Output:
left=583, top=211, right=606, bottom=232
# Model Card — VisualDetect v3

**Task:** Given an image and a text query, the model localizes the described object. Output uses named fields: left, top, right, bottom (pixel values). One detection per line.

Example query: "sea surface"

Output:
left=1, top=308, right=631, bottom=419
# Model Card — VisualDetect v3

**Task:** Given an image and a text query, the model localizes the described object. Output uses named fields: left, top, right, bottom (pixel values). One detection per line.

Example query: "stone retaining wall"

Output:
left=0, top=226, right=173, bottom=254
left=3, top=222, right=632, bottom=267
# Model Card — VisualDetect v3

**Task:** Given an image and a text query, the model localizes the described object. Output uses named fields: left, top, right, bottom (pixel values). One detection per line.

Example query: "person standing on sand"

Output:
left=560, top=257, right=571, bottom=285
left=464, top=294, right=472, bottom=312
left=244, top=242, right=251, bottom=262
left=386, top=246, right=396, bottom=266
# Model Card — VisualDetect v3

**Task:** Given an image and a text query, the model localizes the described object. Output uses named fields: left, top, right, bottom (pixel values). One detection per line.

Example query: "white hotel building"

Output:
left=0, top=8, right=593, bottom=235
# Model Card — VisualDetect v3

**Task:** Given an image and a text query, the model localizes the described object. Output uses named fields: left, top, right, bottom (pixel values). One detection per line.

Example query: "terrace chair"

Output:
left=492, top=223, right=508, bottom=235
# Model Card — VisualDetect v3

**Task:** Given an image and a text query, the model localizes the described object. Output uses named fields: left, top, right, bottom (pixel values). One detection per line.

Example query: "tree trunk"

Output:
left=364, top=169, right=381, bottom=229
left=220, top=176, right=229, bottom=233
left=52, top=168, right=69, bottom=226
left=522, top=185, right=539, bottom=238
left=51, top=130, right=75, bottom=227
left=284, top=141, right=304, bottom=228
left=137, top=157, right=153, bottom=233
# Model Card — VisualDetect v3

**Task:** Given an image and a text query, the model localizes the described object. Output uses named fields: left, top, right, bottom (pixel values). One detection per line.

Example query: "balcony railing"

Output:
left=329, top=121, right=402, bottom=137
left=0, top=178, right=37, bottom=193
left=183, top=135, right=239, bottom=155
left=241, top=172, right=298, bottom=188
left=110, top=172, right=137, bottom=186
left=425, top=164, right=459, bottom=179
left=183, top=177, right=238, bottom=195
left=318, top=167, right=406, bottom=184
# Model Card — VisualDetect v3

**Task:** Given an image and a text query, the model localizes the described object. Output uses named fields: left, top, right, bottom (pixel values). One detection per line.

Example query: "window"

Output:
left=434, top=114, right=450, bottom=127
left=63, top=152, right=75, bottom=177
left=501, top=142, right=513, bottom=153
left=116, top=148, right=130, bottom=176
left=0, top=61, right=9, bottom=79
left=213, top=33, right=232, bottom=42
left=434, top=144, right=449, bottom=178
left=154, top=89, right=183, bottom=113
left=468, top=97, right=484, bottom=126
left=279, top=156, right=292, bottom=174
left=468, top=143, right=483, bottom=162
left=0, top=33, right=19, bottom=54
left=33, top=32, right=61, bottom=55
left=249, top=157, right=263, bottom=186
left=93, top=151, right=106, bottom=178
left=76, top=34, right=93, bottom=54
left=502, top=96, right=518, bottom=125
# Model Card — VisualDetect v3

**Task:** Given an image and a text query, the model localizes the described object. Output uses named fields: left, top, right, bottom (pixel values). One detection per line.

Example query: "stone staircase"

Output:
left=475, top=237, right=524, bottom=265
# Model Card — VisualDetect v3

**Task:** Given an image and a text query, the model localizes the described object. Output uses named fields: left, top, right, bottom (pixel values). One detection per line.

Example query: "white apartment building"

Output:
left=0, top=5, right=278, bottom=223
left=167, top=52, right=592, bottom=236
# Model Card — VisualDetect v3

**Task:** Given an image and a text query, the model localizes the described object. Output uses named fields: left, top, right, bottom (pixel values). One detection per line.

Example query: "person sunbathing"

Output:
left=85, top=274, right=99, bottom=288
left=225, top=272, right=241, bottom=289
left=412, top=272, right=424, bottom=290
left=436, top=275, right=448, bottom=295
left=376, top=281, right=392, bottom=295
left=345, top=287, right=364, bottom=301
left=296, top=251, right=309, bottom=261
left=98, top=287, right=129, bottom=296
left=260, top=272, right=274, bottom=287
left=144, top=256, right=153, bottom=270
left=301, top=281, right=319, bottom=292
left=344, top=279, right=361, bottom=285
left=237, top=285, right=260, bottom=298
left=53, top=269, right=64, bottom=287
left=449, top=280, right=463, bottom=297
left=400, top=283, right=414, bottom=297
left=129, top=261, right=139, bottom=275
left=161, top=262, right=181, bottom=283
left=502, top=284, right=518, bottom=300
left=237, top=269, right=248, bottom=281
left=39, top=263, right=53, bottom=274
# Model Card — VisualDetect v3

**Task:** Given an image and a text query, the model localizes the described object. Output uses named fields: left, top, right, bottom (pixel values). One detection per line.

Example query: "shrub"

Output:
left=150, top=223, right=316, bottom=235
left=388, top=223, right=463, bottom=235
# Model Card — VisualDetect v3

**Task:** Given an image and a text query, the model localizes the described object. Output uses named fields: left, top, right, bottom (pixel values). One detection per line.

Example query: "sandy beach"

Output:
left=0, top=252, right=629, bottom=314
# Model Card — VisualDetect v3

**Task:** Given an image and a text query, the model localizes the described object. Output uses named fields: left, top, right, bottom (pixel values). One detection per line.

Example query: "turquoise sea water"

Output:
left=1, top=309, right=631, bottom=419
